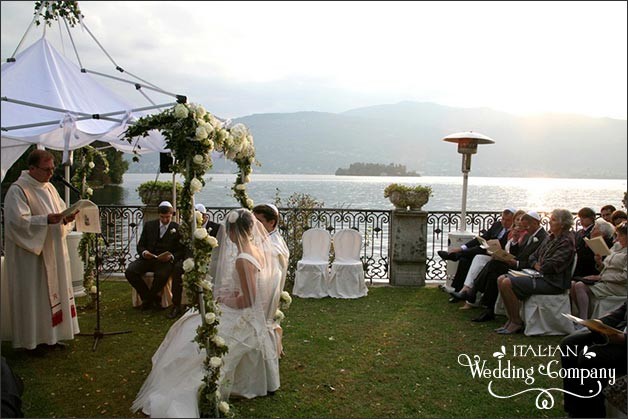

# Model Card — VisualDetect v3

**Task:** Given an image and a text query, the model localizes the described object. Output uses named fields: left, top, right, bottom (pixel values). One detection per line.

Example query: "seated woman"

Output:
left=496, top=208, right=576, bottom=334
left=570, top=221, right=627, bottom=319
left=132, top=209, right=280, bottom=418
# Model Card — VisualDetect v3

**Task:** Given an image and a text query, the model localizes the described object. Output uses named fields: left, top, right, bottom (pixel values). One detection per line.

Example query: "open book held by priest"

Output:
left=62, top=199, right=101, bottom=233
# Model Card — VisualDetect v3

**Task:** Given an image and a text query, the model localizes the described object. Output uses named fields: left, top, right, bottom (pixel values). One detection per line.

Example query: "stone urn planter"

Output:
left=384, top=183, right=432, bottom=211
left=137, top=180, right=182, bottom=206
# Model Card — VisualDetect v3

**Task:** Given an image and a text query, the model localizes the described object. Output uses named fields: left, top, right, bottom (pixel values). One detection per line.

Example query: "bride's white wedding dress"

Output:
left=132, top=252, right=280, bottom=418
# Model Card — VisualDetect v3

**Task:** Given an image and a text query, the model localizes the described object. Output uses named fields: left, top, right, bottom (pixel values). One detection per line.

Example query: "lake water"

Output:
left=92, top=173, right=627, bottom=213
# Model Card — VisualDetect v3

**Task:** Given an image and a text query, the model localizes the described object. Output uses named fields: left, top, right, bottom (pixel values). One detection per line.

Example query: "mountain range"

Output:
left=126, top=101, right=627, bottom=178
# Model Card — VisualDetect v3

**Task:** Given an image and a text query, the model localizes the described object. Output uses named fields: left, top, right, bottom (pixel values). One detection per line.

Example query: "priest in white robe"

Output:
left=3, top=150, right=80, bottom=350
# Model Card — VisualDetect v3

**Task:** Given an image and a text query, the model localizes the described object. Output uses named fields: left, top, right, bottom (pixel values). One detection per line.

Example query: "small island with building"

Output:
left=335, top=162, right=420, bottom=176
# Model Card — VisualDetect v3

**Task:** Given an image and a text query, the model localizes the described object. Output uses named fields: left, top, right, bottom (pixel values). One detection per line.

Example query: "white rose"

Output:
left=246, top=198, right=254, bottom=208
left=212, top=335, right=226, bottom=347
left=209, top=356, right=222, bottom=368
left=218, top=401, right=230, bottom=414
left=174, top=104, right=189, bottom=119
left=235, top=184, right=246, bottom=191
left=88, top=161, right=95, bottom=169
left=205, top=312, right=216, bottom=324
left=86, top=187, right=93, bottom=195
left=199, top=280, right=212, bottom=291
left=195, top=105, right=206, bottom=118
left=195, top=126, right=208, bottom=140
left=194, top=228, right=208, bottom=240
left=274, top=309, right=285, bottom=322
left=182, top=258, right=195, bottom=272
left=193, top=154, right=204, bottom=165
left=243, top=175, right=251, bottom=184
left=90, top=285, right=97, bottom=294
left=190, top=178, right=203, bottom=193
left=89, top=256, right=96, bottom=263
left=206, top=236, right=218, bottom=248
left=170, top=228, right=177, bottom=234
left=230, top=123, right=247, bottom=139
left=195, top=211, right=203, bottom=226
left=281, top=291, right=292, bottom=304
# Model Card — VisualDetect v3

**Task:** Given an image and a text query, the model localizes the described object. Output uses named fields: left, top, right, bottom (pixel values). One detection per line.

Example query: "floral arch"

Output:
left=123, top=102, right=257, bottom=417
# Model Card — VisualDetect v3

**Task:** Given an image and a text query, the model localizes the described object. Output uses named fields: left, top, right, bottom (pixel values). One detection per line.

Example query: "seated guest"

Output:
left=600, top=204, right=616, bottom=224
left=439, top=207, right=515, bottom=293
left=560, top=300, right=626, bottom=418
left=496, top=208, right=576, bottom=334
left=195, top=203, right=221, bottom=237
left=167, top=204, right=221, bottom=319
left=570, top=222, right=627, bottom=319
left=471, top=210, right=548, bottom=322
left=573, top=207, right=597, bottom=277
left=611, top=209, right=627, bottom=227
left=125, top=201, right=185, bottom=310
left=451, top=209, right=526, bottom=306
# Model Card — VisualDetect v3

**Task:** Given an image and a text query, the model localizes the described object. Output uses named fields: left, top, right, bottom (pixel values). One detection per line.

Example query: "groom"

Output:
left=125, top=201, right=185, bottom=310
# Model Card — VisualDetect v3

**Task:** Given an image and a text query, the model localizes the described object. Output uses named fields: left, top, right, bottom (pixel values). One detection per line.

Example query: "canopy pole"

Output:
left=64, top=164, right=71, bottom=206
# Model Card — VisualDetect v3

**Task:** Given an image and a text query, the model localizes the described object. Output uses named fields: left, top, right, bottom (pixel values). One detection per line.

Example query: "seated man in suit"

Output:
left=439, top=207, right=515, bottom=294
left=166, top=203, right=221, bottom=319
left=573, top=207, right=598, bottom=277
left=125, top=201, right=184, bottom=310
left=560, top=300, right=626, bottom=418
left=470, top=210, right=548, bottom=322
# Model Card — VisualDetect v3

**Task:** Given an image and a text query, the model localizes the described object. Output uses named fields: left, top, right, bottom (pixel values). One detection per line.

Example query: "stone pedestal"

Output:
left=67, top=231, right=86, bottom=297
left=445, top=230, right=476, bottom=287
left=390, top=210, right=427, bottom=286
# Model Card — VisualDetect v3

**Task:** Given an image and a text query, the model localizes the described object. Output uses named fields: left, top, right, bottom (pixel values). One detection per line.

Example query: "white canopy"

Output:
left=1, top=37, right=170, bottom=180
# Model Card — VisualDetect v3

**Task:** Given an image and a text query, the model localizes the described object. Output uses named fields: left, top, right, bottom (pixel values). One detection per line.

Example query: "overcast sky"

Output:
left=1, top=1, right=626, bottom=120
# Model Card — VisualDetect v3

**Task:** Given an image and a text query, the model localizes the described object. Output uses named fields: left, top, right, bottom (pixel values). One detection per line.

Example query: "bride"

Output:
left=132, top=208, right=281, bottom=418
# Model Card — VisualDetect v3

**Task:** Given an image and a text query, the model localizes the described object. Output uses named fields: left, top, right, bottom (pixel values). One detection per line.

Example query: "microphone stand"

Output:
left=78, top=231, right=132, bottom=351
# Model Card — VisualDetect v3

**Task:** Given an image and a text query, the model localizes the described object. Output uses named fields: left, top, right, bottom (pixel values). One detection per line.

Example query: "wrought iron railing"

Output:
left=0, top=205, right=587, bottom=283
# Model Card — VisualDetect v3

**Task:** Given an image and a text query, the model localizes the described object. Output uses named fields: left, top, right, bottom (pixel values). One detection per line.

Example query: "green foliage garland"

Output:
left=123, top=102, right=256, bottom=417
left=71, top=145, right=109, bottom=302
left=34, top=1, right=82, bottom=27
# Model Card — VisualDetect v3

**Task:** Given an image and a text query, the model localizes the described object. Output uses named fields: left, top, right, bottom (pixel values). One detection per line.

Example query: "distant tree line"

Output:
left=335, top=162, right=419, bottom=176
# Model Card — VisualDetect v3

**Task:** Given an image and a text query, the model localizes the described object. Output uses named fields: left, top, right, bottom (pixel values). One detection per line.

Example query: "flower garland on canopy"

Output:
left=71, top=145, right=109, bottom=304
left=123, top=102, right=256, bottom=417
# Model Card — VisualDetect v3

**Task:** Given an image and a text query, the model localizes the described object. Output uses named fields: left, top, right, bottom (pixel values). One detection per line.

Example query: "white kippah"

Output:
left=266, top=203, right=279, bottom=215
left=195, top=203, right=207, bottom=213
left=159, top=201, right=173, bottom=208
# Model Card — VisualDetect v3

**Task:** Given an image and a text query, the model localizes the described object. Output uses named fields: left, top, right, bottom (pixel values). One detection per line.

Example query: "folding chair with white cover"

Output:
left=521, top=255, right=578, bottom=336
left=328, top=229, right=368, bottom=299
left=293, top=228, right=332, bottom=298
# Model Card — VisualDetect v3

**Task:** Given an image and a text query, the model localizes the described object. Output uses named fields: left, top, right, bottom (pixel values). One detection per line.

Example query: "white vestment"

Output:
left=3, top=171, right=79, bottom=349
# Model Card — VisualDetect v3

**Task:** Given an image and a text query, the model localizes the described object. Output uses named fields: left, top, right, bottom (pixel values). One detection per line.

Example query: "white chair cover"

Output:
left=293, top=228, right=331, bottom=298
left=131, top=272, right=173, bottom=308
left=328, top=229, right=368, bottom=299
left=522, top=291, right=575, bottom=336
left=590, top=295, right=626, bottom=319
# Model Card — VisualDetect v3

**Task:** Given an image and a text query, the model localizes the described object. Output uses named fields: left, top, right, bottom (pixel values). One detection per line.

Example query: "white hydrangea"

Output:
left=274, top=309, right=285, bottom=322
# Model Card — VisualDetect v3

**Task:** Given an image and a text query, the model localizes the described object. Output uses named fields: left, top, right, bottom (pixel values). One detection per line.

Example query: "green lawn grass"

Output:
left=1, top=281, right=568, bottom=418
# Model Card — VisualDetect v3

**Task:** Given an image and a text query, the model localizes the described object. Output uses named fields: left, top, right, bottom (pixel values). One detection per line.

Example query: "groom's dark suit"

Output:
left=125, top=219, right=185, bottom=307
left=450, top=220, right=510, bottom=291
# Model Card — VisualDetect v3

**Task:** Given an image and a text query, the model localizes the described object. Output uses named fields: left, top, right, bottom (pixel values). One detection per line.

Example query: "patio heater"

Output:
left=442, top=131, right=495, bottom=231
left=441, top=131, right=495, bottom=286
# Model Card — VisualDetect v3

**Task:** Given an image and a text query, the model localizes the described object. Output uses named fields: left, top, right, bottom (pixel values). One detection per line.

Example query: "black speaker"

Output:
left=159, top=153, right=173, bottom=173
